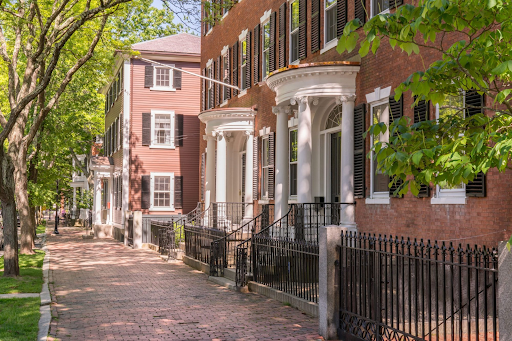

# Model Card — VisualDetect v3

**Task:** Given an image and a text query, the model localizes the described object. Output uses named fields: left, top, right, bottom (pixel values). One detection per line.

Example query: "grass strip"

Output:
left=0, top=249, right=45, bottom=294
left=0, top=297, right=41, bottom=341
left=36, top=225, right=46, bottom=234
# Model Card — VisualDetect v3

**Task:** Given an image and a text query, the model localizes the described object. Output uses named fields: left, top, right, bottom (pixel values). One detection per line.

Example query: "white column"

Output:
left=296, top=97, right=313, bottom=203
left=72, top=188, right=76, bottom=219
left=273, top=105, right=291, bottom=219
left=216, top=132, right=227, bottom=203
left=122, top=59, right=131, bottom=228
left=244, top=131, right=254, bottom=219
left=340, top=95, right=357, bottom=227
left=204, top=134, right=217, bottom=210
left=94, top=175, right=102, bottom=225
left=108, top=175, right=113, bottom=225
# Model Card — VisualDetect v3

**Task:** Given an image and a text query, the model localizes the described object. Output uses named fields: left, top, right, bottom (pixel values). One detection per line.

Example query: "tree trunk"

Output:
left=0, top=153, right=20, bottom=277
left=13, top=154, right=35, bottom=255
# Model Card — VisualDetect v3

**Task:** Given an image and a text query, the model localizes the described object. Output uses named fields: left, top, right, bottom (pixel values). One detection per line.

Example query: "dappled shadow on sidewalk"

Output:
left=47, top=228, right=323, bottom=341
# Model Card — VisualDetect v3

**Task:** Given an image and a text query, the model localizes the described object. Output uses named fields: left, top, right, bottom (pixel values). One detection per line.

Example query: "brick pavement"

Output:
left=47, top=228, right=322, bottom=341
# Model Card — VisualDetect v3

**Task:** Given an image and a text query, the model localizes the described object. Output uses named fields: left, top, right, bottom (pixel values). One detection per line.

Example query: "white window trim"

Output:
left=289, top=0, right=300, bottom=65
left=117, top=117, right=121, bottom=152
left=366, top=98, right=391, bottom=205
left=259, top=126, right=272, bottom=200
left=371, top=1, right=390, bottom=18
left=289, top=127, right=298, bottom=200
left=150, top=109, right=175, bottom=149
left=221, top=52, right=229, bottom=102
left=323, top=0, right=338, bottom=52
left=150, top=172, right=175, bottom=211
left=238, top=89, right=247, bottom=98
left=150, top=64, right=176, bottom=92
left=431, top=103, right=467, bottom=205
left=240, top=40, right=247, bottom=91
left=320, top=38, right=338, bottom=54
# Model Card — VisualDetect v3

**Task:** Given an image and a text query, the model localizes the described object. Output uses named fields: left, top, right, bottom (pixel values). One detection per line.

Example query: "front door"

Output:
left=331, top=132, right=341, bottom=203
left=241, top=152, right=246, bottom=203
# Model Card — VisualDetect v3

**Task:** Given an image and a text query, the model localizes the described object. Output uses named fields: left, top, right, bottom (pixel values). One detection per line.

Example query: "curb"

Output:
left=37, top=232, right=51, bottom=341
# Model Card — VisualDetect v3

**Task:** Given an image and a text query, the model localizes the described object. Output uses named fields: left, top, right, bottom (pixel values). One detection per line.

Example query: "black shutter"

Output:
left=465, top=90, right=486, bottom=196
left=253, top=24, right=260, bottom=84
left=253, top=136, right=259, bottom=200
left=173, top=67, right=182, bottom=90
left=175, top=114, right=184, bottom=147
left=226, top=48, right=232, bottom=100
left=311, top=0, right=320, bottom=53
left=144, top=65, right=153, bottom=88
left=201, top=153, right=206, bottom=202
left=278, top=2, right=287, bottom=69
left=232, top=42, right=239, bottom=96
left=269, top=12, right=277, bottom=73
left=215, top=57, right=220, bottom=106
left=142, top=112, right=151, bottom=146
left=298, top=0, right=307, bottom=60
left=201, top=68, right=206, bottom=111
left=355, top=0, right=366, bottom=25
left=208, top=67, right=214, bottom=109
left=174, top=176, right=183, bottom=209
left=268, top=132, right=275, bottom=199
left=245, top=31, right=252, bottom=89
left=354, top=104, right=366, bottom=198
left=389, top=95, right=403, bottom=197
left=141, top=175, right=151, bottom=209
left=337, top=0, right=348, bottom=37
left=414, top=98, right=431, bottom=198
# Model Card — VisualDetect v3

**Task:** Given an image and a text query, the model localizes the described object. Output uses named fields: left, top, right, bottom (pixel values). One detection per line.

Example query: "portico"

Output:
left=266, top=62, right=360, bottom=226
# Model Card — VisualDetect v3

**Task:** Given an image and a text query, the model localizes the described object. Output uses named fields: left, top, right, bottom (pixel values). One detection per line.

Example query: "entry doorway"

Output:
left=240, top=152, right=246, bottom=203
left=330, top=132, right=341, bottom=203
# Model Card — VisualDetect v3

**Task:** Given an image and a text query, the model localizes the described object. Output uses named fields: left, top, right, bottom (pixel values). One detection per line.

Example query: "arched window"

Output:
left=325, top=104, right=343, bottom=130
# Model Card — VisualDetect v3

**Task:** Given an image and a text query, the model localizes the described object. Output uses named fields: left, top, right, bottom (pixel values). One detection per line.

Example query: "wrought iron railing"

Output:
left=338, top=232, right=499, bottom=341
left=184, top=225, right=225, bottom=264
left=211, top=205, right=274, bottom=277
left=150, top=218, right=186, bottom=260
left=126, top=214, right=133, bottom=246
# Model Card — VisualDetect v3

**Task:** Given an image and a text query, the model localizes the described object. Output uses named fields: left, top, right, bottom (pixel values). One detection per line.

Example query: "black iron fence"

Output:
left=184, top=225, right=225, bottom=264
left=126, top=214, right=133, bottom=246
left=150, top=218, right=186, bottom=259
left=338, top=232, right=499, bottom=341
left=211, top=205, right=274, bottom=277
left=191, top=202, right=252, bottom=231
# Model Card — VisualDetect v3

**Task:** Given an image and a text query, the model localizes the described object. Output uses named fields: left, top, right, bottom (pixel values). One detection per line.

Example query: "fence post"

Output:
left=319, top=225, right=357, bottom=340
left=499, top=241, right=511, bottom=340
left=133, top=211, right=143, bottom=250
left=124, top=210, right=132, bottom=246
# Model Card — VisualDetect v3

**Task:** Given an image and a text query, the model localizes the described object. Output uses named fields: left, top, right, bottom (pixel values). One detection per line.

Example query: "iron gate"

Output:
left=337, top=232, right=499, bottom=341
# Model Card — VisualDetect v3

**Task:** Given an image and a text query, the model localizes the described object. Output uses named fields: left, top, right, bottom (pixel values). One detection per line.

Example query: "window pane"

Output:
left=289, top=130, right=298, bottom=162
left=155, top=68, right=170, bottom=87
left=290, top=164, right=297, bottom=196
left=155, top=114, right=171, bottom=145
left=326, top=0, right=337, bottom=7
left=326, top=5, right=337, bottom=43
left=373, top=0, right=390, bottom=15
left=291, top=1, right=300, bottom=31
left=372, top=103, right=390, bottom=193
left=439, top=94, right=464, bottom=120
left=263, top=168, right=269, bottom=197
left=262, top=138, right=269, bottom=166
left=154, top=176, right=171, bottom=207
left=291, top=32, right=299, bottom=62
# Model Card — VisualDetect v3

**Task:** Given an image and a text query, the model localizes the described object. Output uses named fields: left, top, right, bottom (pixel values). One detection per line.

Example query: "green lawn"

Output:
left=36, top=225, right=46, bottom=234
left=0, top=297, right=40, bottom=341
left=0, top=250, right=45, bottom=294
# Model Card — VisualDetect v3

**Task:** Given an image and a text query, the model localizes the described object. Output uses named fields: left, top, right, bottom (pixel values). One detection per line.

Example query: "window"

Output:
left=290, top=0, right=300, bottom=63
left=261, top=136, right=270, bottom=198
left=241, top=39, right=248, bottom=91
left=150, top=110, right=175, bottom=149
left=262, top=20, right=271, bottom=79
left=325, top=0, right=337, bottom=44
left=207, top=65, right=214, bottom=109
left=432, top=94, right=466, bottom=204
left=370, top=101, right=390, bottom=198
left=222, top=52, right=229, bottom=102
left=155, top=67, right=170, bottom=87
left=149, top=64, right=176, bottom=91
left=289, top=129, right=298, bottom=197
left=372, top=0, right=390, bottom=16
left=150, top=173, right=174, bottom=210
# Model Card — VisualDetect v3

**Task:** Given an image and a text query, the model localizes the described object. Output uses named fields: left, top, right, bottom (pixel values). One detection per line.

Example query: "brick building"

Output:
left=91, top=33, right=201, bottom=234
left=198, top=0, right=510, bottom=246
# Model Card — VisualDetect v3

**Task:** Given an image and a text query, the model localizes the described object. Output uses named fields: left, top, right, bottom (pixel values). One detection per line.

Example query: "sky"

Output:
left=152, top=0, right=200, bottom=34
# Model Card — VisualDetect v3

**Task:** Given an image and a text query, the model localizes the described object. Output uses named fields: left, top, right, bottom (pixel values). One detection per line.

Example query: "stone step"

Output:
left=224, top=267, right=236, bottom=282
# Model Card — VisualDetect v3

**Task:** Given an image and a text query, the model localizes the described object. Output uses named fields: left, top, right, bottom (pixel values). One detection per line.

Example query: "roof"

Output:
left=90, top=156, right=114, bottom=167
left=131, top=33, right=200, bottom=55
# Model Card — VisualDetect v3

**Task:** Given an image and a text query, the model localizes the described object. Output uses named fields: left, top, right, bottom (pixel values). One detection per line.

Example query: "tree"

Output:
left=162, top=0, right=233, bottom=32
left=0, top=0, right=135, bottom=277
left=338, top=0, right=512, bottom=244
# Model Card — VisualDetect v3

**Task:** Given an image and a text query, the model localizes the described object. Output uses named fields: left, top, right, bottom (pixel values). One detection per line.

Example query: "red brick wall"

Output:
left=130, top=58, right=201, bottom=215
left=199, top=0, right=510, bottom=247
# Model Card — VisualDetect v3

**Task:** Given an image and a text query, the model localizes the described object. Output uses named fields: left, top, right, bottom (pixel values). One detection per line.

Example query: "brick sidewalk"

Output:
left=47, top=228, right=322, bottom=341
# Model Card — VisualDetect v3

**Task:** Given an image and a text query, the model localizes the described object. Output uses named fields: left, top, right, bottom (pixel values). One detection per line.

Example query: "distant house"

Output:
left=90, top=33, right=201, bottom=236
